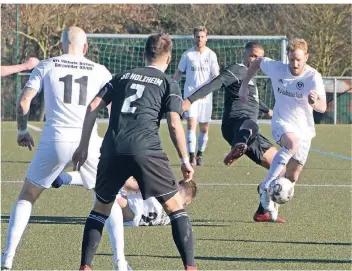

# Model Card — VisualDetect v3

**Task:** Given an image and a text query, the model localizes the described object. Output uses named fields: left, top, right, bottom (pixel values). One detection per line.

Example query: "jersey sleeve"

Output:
left=99, top=65, right=113, bottom=89
left=260, top=57, right=283, bottom=78
left=217, top=64, right=240, bottom=87
left=164, top=80, right=183, bottom=115
left=177, top=52, right=187, bottom=73
left=312, top=72, right=326, bottom=100
left=210, top=52, right=220, bottom=78
left=24, top=61, right=46, bottom=93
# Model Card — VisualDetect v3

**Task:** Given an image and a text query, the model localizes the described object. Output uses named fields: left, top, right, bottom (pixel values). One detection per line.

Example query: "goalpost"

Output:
left=86, top=34, right=288, bottom=120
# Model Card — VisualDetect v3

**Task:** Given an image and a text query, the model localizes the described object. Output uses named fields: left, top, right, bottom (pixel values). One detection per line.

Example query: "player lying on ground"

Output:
left=1, top=27, right=115, bottom=270
left=182, top=42, right=285, bottom=222
left=239, top=38, right=326, bottom=221
left=73, top=32, right=197, bottom=270
left=53, top=176, right=197, bottom=268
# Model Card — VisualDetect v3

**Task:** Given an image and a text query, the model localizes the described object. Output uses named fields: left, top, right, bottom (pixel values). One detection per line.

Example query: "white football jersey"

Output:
left=260, top=57, right=326, bottom=139
left=25, top=54, right=112, bottom=142
left=178, top=47, right=219, bottom=101
left=122, top=192, right=170, bottom=226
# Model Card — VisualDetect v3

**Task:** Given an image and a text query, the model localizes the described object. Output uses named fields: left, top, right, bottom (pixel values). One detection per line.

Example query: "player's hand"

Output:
left=268, top=109, right=273, bottom=117
left=24, top=57, right=40, bottom=70
left=308, top=90, right=318, bottom=105
left=181, top=162, right=194, bottom=182
left=182, top=99, right=191, bottom=112
left=239, top=84, right=249, bottom=101
left=17, top=132, right=34, bottom=151
left=72, top=146, right=88, bottom=171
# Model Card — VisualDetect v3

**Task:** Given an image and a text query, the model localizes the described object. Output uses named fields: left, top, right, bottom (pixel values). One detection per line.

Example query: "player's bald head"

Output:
left=61, top=26, right=87, bottom=46
left=60, top=27, right=88, bottom=56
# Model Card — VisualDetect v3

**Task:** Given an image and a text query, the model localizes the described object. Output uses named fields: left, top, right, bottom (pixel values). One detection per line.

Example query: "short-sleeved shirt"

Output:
left=25, top=54, right=111, bottom=142
left=260, top=57, right=326, bottom=139
left=178, top=47, right=219, bottom=101
left=99, top=66, right=183, bottom=156
left=218, top=63, right=261, bottom=121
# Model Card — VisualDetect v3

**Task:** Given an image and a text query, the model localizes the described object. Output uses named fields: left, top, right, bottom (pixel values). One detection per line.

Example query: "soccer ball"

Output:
left=268, top=177, right=295, bottom=204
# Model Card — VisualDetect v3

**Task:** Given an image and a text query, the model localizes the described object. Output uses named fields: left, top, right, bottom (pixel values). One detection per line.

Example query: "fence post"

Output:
left=334, top=78, right=337, bottom=124
left=281, top=38, right=288, bottom=64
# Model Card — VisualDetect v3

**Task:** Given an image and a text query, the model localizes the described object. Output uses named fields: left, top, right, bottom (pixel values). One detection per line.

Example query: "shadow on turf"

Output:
left=1, top=160, right=31, bottom=164
left=119, top=254, right=352, bottom=264
left=197, top=237, right=352, bottom=246
left=1, top=215, right=86, bottom=225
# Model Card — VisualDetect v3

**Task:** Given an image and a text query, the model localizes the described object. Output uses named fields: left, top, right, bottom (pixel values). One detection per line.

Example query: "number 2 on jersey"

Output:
left=121, top=83, right=145, bottom=113
left=59, top=75, right=88, bottom=105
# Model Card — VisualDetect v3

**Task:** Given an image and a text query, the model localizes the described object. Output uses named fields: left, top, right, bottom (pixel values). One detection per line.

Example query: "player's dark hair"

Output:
left=145, top=32, right=172, bottom=62
left=179, top=180, right=198, bottom=198
left=244, top=42, right=264, bottom=51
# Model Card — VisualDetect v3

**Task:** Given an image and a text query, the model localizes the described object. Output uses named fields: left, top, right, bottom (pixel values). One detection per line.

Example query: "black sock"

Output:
left=169, top=209, right=196, bottom=267
left=196, top=151, right=203, bottom=157
left=238, top=129, right=251, bottom=144
left=80, top=211, right=109, bottom=267
left=189, top=152, right=195, bottom=161
left=256, top=202, right=265, bottom=214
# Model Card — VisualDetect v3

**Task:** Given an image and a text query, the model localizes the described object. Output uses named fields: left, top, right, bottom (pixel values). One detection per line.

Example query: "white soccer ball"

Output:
left=268, top=177, right=295, bottom=204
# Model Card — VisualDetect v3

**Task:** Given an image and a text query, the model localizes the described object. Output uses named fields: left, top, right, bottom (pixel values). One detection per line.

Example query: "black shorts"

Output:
left=221, top=117, right=274, bottom=164
left=95, top=154, right=178, bottom=204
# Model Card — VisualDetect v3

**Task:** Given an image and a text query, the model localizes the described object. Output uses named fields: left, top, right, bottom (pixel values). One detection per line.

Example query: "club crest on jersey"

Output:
left=296, top=81, right=304, bottom=90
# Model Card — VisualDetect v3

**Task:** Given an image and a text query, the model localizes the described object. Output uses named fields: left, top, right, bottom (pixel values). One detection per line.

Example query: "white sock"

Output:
left=3, top=200, right=32, bottom=259
left=197, top=132, right=209, bottom=153
left=105, top=202, right=126, bottom=264
left=59, top=172, right=83, bottom=186
left=186, top=130, right=196, bottom=154
left=263, top=147, right=294, bottom=189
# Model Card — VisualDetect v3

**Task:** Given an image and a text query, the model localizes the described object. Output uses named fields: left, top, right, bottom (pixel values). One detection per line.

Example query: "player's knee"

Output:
left=281, top=133, right=299, bottom=153
left=92, top=199, right=114, bottom=216
left=18, top=178, right=44, bottom=204
left=240, top=119, right=259, bottom=137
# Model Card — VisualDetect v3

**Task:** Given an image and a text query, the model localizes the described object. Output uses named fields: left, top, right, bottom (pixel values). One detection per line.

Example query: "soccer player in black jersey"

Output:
left=183, top=42, right=285, bottom=223
left=73, top=33, right=197, bottom=270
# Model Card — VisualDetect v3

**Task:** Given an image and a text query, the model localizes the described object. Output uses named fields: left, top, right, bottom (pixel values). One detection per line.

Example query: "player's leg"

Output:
left=196, top=122, right=208, bottom=166
left=285, top=137, right=310, bottom=185
left=105, top=198, right=131, bottom=270
left=1, top=141, right=70, bottom=269
left=196, top=101, right=212, bottom=166
left=185, top=101, right=199, bottom=167
left=259, top=129, right=299, bottom=219
left=223, top=118, right=259, bottom=165
left=80, top=155, right=131, bottom=270
left=133, top=155, right=196, bottom=270
left=244, top=134, right=286, bottom=223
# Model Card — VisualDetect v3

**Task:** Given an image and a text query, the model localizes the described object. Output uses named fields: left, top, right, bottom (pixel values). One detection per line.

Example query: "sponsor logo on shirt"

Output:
left=296, top=81, right=304, bottom=90
left=277, top=87, right=303, bottom=98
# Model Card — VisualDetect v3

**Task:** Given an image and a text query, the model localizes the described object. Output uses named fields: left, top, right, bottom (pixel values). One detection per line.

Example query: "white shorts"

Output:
left=26, top=136, right=103, bottom=189
left=271, top=121, right=311, bottom=165
left=184, top=99, right=212, bottom=123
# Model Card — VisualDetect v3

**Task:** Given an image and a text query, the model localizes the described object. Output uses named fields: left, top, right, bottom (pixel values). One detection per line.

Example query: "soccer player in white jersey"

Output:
left=1, top=27, right=115, bottom=270
left=173, top=26, right=220, bottom=167
left=239, top=38, right=327, bottom=221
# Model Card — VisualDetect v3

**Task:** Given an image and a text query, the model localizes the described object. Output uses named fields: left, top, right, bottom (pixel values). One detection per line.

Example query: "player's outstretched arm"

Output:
left=1, top=57, right=39, bottom=77
left=73, top=96, right=106, bottom=171
left=16, top=87, right=38, bottom=151
left=239, top=58, right=262, bottom=101
left=166, top=112, right=194, bottom=181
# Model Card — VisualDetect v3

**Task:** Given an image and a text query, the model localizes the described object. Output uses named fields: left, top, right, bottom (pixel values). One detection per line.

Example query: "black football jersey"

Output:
left=99, top=66, right=183, bottom=156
